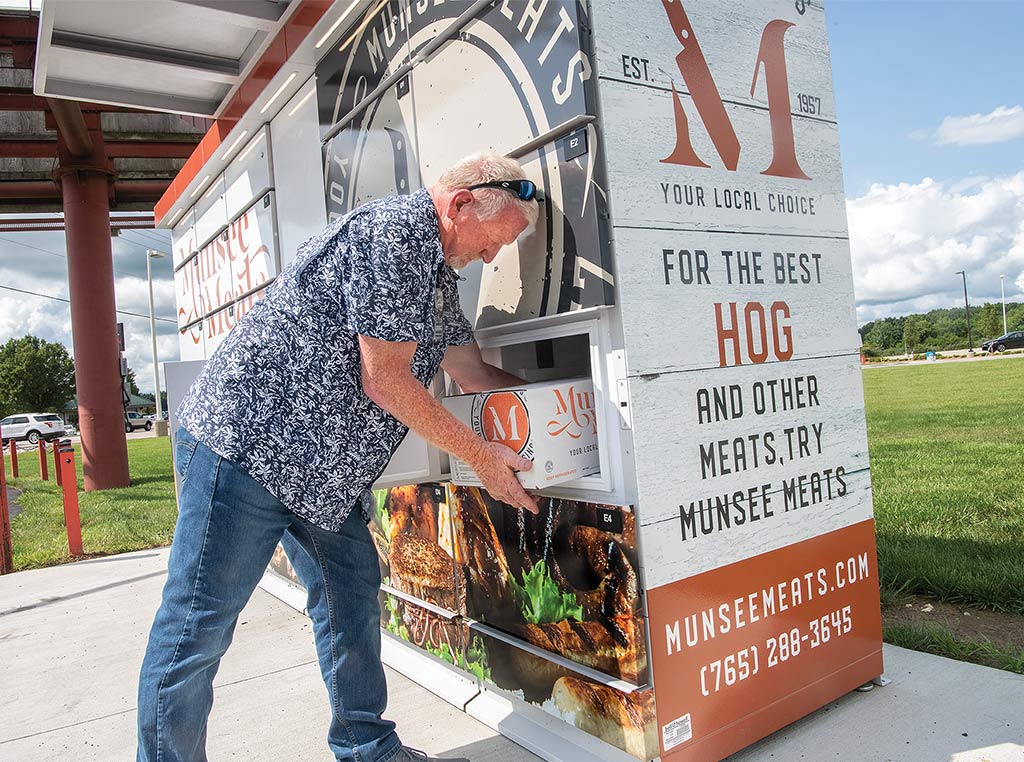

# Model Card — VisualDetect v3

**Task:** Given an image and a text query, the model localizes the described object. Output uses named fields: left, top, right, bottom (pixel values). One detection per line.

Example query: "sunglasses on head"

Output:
left=466, top=179, right=544, bottom=202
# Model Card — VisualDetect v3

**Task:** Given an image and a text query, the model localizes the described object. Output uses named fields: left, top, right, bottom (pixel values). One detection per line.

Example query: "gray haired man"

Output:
left=138, top=153, right=542, bottom=762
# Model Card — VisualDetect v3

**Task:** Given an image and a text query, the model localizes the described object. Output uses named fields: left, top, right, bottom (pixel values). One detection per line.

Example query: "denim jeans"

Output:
left=137, top=428, right=400, bottom=761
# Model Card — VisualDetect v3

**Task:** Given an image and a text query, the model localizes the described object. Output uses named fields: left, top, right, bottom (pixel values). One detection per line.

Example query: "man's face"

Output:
left=442, top=193, right=529, bottom=270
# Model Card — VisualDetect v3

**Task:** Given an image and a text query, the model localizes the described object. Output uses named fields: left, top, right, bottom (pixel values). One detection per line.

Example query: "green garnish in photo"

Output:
left=374, top=489, right=391, bottom=537
left=510, top=561, right=584, bottom=625
left=464, top=635, right=492, bottom=682
left=424, top=641, right=456, bottom=665
left=384, top=594, right=409, bottom=640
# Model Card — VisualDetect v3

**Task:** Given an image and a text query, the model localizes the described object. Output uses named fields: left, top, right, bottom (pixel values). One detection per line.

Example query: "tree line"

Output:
left=860, top=301, right=1024, bottom=356
left=0, top=335, right=160, bottom=419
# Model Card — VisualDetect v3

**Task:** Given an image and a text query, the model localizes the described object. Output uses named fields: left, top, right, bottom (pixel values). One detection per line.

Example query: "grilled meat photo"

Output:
left=516, top=614, right=647, bottom=684
left=559, top=525, right=639, bottom=620
left=450, top=485, right=514, bottom=620
left=552, top=677, right=658, bottom=760
left=385, top=484, right=438, bottom=542
left=388, top=533, right=463, bottom=613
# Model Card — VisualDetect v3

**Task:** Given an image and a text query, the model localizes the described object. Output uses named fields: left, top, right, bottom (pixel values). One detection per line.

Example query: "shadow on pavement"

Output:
left=76, top=552, right=164, bottom=565
left=441, top=737, right=541, bottom=761
left=0, top=569, right=167, bottom=617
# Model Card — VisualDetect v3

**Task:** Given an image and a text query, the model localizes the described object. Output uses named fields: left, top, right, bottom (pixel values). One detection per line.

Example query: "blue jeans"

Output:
left=137, top=428, right=400, bottom=761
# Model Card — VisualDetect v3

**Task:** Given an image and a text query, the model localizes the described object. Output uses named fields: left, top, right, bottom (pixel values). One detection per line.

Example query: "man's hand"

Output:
left=467, top=441, right=539, bottom=514
left=359, top=335, right=539, bottom=513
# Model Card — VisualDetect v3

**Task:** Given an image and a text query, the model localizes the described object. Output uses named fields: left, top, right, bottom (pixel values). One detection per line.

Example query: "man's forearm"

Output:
left=459, top=362, right=525, bottom=393
left=367, top=371, right=485, bottom=465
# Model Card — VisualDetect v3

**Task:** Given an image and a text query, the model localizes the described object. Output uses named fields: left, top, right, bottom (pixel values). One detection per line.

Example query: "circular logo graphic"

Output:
left=476, top=391, right=530, bottom=455
left=316, top=0, right=613, bottom=327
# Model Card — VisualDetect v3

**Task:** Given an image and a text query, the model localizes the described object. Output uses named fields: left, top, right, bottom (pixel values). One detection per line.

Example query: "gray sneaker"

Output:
left=389, top=746, right=469, bottom=762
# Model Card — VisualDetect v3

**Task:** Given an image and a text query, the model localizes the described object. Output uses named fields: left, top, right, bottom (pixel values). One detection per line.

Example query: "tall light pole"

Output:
left=146, top=250, right=167, bottom=434
left=1000, top=274, right=1007, bottom=335
left=955, top=270, right=972, bottom=352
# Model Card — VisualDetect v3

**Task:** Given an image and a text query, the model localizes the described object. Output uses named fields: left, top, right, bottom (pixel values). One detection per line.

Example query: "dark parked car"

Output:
left=981, top=330, right=1024, bottom=353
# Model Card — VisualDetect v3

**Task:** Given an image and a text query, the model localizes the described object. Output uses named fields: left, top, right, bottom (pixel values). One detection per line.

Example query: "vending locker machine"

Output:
left=168, top=2, right=883, bottom=759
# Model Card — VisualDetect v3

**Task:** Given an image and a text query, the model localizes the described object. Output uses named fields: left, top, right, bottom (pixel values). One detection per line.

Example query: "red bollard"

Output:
left=53, top=440, right=63, bottom=486
left=38, top=439, right=48, bottom=481
left=0, top=423, right=12, bottom=574
left=8, top=440, right=18, bottom=478
left=58, top=445, right=83, bottom=557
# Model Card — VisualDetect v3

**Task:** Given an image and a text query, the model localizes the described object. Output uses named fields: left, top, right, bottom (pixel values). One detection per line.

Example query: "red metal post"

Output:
left=53, top=440, right=63, bottom=487
left=0, top=423, right=12, bottom=574
left=38, top=439, right=48, bottom=481
left=56, top=121, right=130, bottom=491
left=8, top=440, right=17, bottom=478
left=59, top=445, right=83, bottom=557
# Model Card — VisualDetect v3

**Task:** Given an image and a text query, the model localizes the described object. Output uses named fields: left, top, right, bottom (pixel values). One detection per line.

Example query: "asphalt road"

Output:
left=867, top=349, right=1024, bottom=369
left=60, top=428, right=167, bottom=445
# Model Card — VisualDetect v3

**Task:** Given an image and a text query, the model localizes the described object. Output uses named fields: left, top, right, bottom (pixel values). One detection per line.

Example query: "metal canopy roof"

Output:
left=27, top=0, right=366, bottom=223
left=34, top=0, right=293, bottom=118
left=0, top=10, right=208, bottom=213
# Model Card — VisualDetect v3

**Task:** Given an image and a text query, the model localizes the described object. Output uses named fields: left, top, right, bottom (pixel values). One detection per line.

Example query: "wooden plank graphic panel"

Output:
left=177, top=322, right=204, bottom=362
left=170, top=209, right=195, bottom=269
left=601, top=78, right=847, bottom=236
left=174, top=258, right=201, bottom=330
left=591, top=0, right=836, bottom=119
left=631, top=356, right=872, bottom=589
left=614, top=227, right=860, bottom=376
left=202, top=287, right=268, bottom=357
left=173, top=196, right=277, bottom=331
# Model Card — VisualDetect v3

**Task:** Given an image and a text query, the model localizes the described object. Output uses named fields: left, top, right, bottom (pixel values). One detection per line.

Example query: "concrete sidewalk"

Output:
left=1, top=548, right=1022, bottom=761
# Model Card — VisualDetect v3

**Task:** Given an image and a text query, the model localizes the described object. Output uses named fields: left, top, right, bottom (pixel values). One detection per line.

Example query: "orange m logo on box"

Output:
left=660, top=0, right=810, bottom=180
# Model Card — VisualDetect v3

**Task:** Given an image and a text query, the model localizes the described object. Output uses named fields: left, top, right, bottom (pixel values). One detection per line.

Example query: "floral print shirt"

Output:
left=177, top=189, right=474, bottom=531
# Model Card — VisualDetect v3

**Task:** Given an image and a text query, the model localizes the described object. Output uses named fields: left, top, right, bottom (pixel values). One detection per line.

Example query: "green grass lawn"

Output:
left=7, top=438, right=178, bottom=570
left=864, top=359, right=1024, bottom=615
left=4, top=360, right=1022, bottom=625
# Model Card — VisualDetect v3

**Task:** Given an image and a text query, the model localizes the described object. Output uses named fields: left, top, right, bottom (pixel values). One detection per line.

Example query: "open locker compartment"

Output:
left=370, top=374, right=449, bottom=489
left=470, top=308, right=628, bottom=498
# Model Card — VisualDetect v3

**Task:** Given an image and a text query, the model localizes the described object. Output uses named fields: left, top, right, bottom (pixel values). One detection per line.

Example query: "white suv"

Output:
left=0, top=413, right=68, bottom=445
left=126, top=411, right=153, bottom=432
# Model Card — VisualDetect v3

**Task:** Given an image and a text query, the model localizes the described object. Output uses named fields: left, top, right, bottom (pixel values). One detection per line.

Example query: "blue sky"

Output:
left=2, top=1, right=1023, bottom=390
left=828, top=1, right=1024, bottom=196
left=826, top=1, right=1024, bottom=322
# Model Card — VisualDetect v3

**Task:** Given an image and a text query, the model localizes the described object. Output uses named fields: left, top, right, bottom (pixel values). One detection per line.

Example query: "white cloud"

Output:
left=848, top=172, right=1024, bottom=324
left=933, top=105, right=1024, bottom=146
left=0, top=229, right=180, bottom=399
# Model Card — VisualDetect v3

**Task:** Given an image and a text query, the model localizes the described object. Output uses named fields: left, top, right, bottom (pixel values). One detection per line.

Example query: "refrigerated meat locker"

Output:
left=163, top=2, right=883, bottom=759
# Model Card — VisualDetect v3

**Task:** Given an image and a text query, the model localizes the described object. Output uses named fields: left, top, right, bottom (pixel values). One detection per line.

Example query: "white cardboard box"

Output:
left=442, top=377, right=600, bottom=489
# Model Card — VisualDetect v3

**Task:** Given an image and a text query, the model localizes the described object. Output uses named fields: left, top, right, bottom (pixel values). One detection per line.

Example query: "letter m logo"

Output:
left=660, top=1, right=810, bottom=180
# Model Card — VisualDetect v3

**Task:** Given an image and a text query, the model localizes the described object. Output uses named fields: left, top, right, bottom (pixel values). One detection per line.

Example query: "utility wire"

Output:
left=0, top=235, right=69, bottom=261
left=121, top=229, right=171, bottom=250
left=0, top=284, right=177, bottom=324
left=0, top=235, right=137, bottom=281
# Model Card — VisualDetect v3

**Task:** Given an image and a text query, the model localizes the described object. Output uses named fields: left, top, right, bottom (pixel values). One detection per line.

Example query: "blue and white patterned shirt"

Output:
left=178, top=189, right=474, bottom=531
